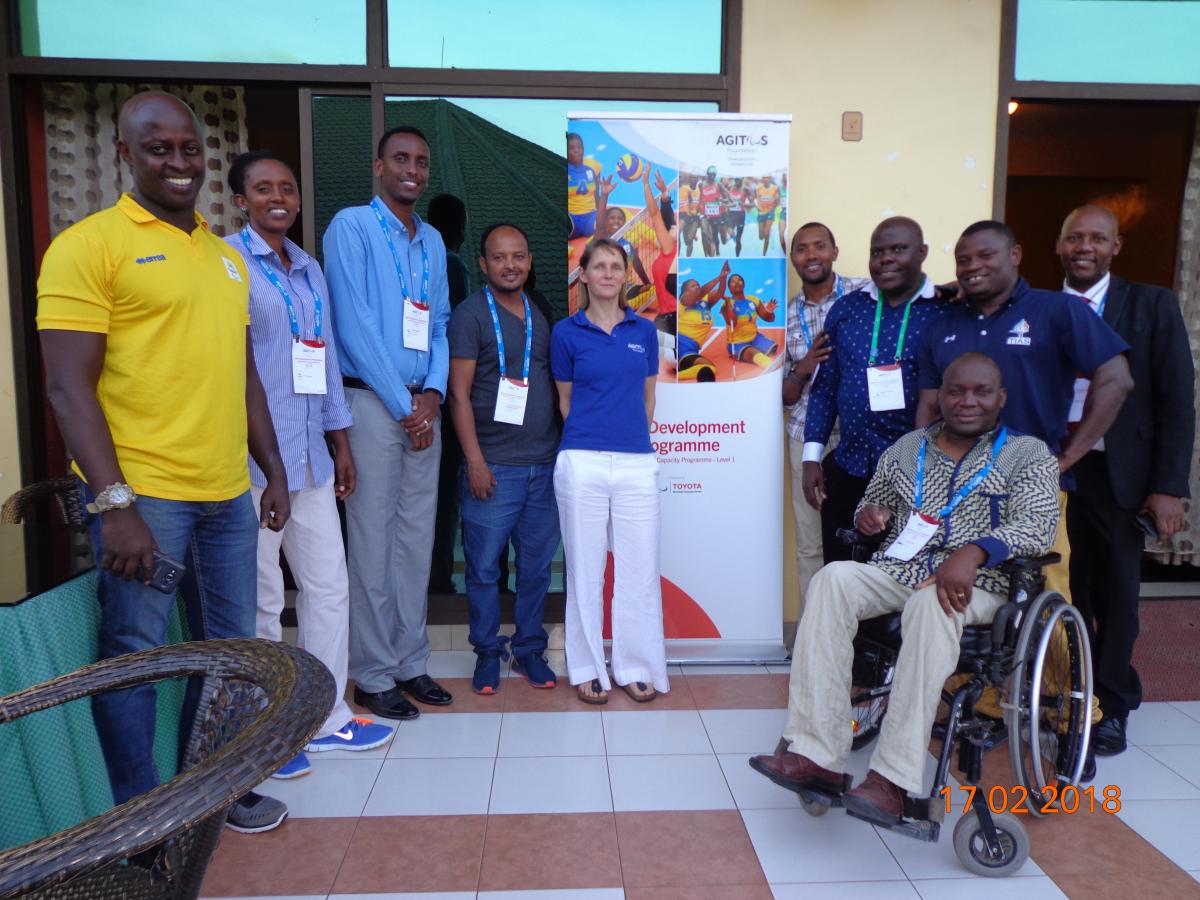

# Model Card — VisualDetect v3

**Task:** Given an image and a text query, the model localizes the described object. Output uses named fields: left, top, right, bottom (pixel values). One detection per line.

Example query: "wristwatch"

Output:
left=86, top=482, right=137, bottom=514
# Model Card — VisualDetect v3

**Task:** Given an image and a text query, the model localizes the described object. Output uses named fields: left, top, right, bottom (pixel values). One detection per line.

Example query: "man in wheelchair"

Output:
left=751, top=351, right=1060, bottom=829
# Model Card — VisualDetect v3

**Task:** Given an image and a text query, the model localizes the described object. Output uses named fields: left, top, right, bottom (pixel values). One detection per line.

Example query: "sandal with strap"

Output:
left=621, top=681, right=657, bottom=703
left=577, top=678, right=609, bottom=705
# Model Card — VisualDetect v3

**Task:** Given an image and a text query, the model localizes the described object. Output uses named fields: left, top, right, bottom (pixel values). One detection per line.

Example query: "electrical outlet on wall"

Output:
left=842, top=111, right=863, bottom=141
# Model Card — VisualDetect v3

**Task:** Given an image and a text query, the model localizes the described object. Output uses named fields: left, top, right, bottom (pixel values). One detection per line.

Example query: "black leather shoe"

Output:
left=353, top=685, right=419, bottom=720
left=1092, top=715, right=1127, bottom=756
left=396, top=674, right=453, bottom=706
left=1081, top=747, right=1097, bottom=783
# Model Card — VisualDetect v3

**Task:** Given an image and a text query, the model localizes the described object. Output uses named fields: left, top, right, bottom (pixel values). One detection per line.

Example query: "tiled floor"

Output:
left=200, top=653, right=1200, bottom=900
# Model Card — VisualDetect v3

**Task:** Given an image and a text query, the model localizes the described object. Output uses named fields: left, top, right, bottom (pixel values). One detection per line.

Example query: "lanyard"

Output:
left=484, top=286, right=533, bottom=383
left=914, top=426, right=1008, bottom=518
left=797, top=274, right=847, bottom=350
left=868, top=280, right=923, bottom=366
left=369, top=197, right=430, bottom=307
left=241, top=227, right=321, bottom=342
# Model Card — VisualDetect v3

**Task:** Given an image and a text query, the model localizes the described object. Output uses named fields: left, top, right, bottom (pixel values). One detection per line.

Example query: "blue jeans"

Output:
left=80, top=480, right=258, bottom=805
left=461, top=463, right=559, bottom=658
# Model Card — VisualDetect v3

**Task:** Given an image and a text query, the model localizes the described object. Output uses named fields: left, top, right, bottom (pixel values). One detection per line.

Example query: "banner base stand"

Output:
left=661, top=640, right=790, bottom=665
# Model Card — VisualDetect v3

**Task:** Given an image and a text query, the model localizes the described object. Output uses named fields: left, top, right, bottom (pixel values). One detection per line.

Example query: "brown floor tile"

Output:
left=503, top=676, right=696, bottom=712
left=625, top=886, right=774, bottom=899
left=684, top=675, right=787, bottom=710
left=200, top=817, right=357, bottom=897
left=479, top=812, right=622, bottom=890
left=616, top=810, right=767, bottom=888
left=1053, top=871, right=1200, bottom=899
left=345, top=679, right=501, bottom=715
left=330, top=815, right=485, bottom=894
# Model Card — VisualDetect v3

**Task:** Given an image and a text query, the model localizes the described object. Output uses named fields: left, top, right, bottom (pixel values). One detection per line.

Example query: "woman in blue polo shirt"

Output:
left=551, top=237, right=668, bottom=705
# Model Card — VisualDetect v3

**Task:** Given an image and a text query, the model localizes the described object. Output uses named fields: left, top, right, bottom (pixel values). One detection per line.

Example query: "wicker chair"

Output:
left=0, top=639, right=334, bottom=899
left=1, top=476, right=87, bottom=528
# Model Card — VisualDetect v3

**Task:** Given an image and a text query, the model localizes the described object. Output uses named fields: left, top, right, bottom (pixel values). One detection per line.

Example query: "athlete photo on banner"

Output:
left=678, top=169, right=787, bottom=259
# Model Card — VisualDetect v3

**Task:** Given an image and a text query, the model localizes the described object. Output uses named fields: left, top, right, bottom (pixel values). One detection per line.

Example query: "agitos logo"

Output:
left=716, top=134, right=769, bottom=146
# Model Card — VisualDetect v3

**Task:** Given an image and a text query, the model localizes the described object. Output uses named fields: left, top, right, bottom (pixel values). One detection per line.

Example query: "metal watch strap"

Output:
left=86, top=482, right=137, bottom=514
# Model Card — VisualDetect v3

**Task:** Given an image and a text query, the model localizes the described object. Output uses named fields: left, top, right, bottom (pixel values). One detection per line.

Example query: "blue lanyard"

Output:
left=914, top=426, right=1008, bottom=519
left=797, top=274, right=846, bottom=350
left=241, top=227, right=321, bottom=342
left=484, top=286, right=533, bottom=383
left=1090, top=286, right=1108, bottom=317
left=370, top=197, right=429, bottom=307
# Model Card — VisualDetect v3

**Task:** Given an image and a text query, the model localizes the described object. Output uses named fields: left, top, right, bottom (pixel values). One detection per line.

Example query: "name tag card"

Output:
left=494, top=377, right=529, bottom=425
left=885, top=510, right=942, bottom=561
left=403, top=299, right=430, bottom=352
left=867, top=364, right=905, bottom=411
left=292, top=340, right=327, bottom=395
left=1068, top=376, right=1089, bottom=423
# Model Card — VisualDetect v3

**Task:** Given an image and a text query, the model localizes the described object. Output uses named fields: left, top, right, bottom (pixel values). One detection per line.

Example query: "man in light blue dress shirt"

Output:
left=323, top=125, right=454, bottom=718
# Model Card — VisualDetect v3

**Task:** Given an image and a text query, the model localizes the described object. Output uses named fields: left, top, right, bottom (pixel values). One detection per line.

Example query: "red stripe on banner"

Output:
left=601, top=552, right=722, bottom=639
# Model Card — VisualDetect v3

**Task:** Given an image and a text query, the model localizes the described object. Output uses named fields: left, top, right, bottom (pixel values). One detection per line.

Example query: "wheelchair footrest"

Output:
left=797, top=785, right=845, bottom=809
left=846, top=794, right=941, bottom=843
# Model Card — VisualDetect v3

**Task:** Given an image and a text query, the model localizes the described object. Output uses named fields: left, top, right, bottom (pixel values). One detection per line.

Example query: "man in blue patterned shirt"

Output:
left=801, top=217, right=951, bottom=566
left=752, top=352, right=1059, bottom=830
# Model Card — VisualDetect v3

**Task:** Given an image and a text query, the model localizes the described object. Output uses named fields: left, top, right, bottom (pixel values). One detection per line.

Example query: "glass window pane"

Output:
left=1016, top=0, right=1200, bottom=85
left=387, top=0, right=722, bottom=73
left=19, top=0, right=366, bottom=64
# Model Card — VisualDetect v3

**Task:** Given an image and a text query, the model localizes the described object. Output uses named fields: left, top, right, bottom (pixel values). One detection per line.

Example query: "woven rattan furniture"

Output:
left=1, top=476, right=86, bottom=528
left=0, top=639, right=334, bottom=899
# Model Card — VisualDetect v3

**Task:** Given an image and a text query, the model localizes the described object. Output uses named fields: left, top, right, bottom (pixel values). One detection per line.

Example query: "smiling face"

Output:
left=1057, top=206, right=1122, bottom=291
left=117, top=94, right=204, bottom=219
left=236, top=159, right=299, bottom=238
left=479, top=226, right=532, bottom=295
left=605, top=207, right=627, bottom=236
left=955, top=229, right=1021, bottom=306
left=791, top=224, right=839, bottom=286
left=374, top=132, right=430, bottom=208
left=938, top=354, right=1006, bottom=439
left=868, top=220, right=927, bottom=299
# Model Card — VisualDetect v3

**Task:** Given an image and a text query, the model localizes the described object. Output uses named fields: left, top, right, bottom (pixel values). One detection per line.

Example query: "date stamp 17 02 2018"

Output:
left=940, top=784, right=1122, bottom=815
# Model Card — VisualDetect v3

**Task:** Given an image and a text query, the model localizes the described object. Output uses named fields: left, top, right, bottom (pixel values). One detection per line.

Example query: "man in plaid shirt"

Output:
left=782, top=222, right=869, bottom=613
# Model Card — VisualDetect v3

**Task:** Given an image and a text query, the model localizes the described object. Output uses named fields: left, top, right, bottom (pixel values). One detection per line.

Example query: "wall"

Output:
left=0, top=143, right=28, bottom=601
left=740, top=0, right=1003, bottom=624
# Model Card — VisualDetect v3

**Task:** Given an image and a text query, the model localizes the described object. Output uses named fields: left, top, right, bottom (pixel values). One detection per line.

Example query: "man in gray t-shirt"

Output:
left=447, top=223, right=562, bottom=695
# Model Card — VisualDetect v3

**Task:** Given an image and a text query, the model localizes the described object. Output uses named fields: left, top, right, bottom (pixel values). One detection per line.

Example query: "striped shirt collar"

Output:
left=240, top=224, right=314, bottom=273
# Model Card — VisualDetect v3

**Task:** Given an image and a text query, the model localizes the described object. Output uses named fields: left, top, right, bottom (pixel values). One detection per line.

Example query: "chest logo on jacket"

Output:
left=1005, top=319, right=1032, bottom=346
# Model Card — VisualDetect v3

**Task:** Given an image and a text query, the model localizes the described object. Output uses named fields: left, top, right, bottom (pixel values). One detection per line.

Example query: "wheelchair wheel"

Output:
left=1006, top=591, right=1093, bottom=816
left=799, top=797, right=830, bottom=817
left=952, top=811, right=1030, bottom=877
left=850, top=686, right=889, bottom=750
left=850, top=640, right=894, bottom=750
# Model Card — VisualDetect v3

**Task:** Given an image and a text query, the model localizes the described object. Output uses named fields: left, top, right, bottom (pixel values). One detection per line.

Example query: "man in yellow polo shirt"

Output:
left=36, top=92, right=292, bottom=833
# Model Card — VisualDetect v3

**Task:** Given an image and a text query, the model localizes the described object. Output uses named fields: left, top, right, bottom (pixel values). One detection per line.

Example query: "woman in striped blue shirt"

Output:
left=228, top=151, right=393, bottom=778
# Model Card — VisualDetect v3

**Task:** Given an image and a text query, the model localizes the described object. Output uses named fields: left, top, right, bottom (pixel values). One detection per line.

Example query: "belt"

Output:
left=343, top=377, right=424, bottom=395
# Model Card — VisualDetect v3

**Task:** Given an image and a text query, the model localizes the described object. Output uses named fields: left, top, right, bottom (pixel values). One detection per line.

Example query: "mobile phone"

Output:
left=135, top=550, right=187, bottom=594
left=1134, top=512, right=1159, bottom=541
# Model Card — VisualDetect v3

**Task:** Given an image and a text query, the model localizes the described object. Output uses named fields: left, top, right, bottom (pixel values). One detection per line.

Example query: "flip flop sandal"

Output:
left=621, top=681, right=657, bottom=703
left=577, top=678, right=609, bottom=705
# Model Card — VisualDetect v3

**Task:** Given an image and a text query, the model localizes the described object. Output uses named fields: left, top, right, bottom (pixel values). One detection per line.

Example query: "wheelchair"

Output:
left=795, top=528, right=1093, bottom=878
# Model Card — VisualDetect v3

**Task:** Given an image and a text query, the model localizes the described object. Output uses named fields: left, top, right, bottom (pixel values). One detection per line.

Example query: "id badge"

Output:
left=291, top=340, right=327, bottom=395
left=885, top=510, right=941, bottom=561
left=1068, top=376, right=1089, bottom=423
left=403, top=298, right=430, bottom=352
left=867, top=364, right=905, bottom=411
left=494, top=377, right=529, bottom=425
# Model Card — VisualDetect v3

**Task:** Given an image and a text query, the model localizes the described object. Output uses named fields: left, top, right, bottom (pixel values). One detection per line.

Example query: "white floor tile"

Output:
left=426, top=624, right=454, bottom=651
left=498, top=711, right=605, bottom=757
left=1140, top=744, right=1200, bottom=790
left=334, top=894, right=477, bottom=899
left=602, top=709, right=713, bottom=755
left=771, top=883, right=919, bottom=899
left=201, top=895, right=325, bottom=899
left=1117, top=799, right=1200, bottom=869
left=425, top=650, right=480, bottom=678
left=874, top=808, right=1044, bottom=880
left=363, top=757, right=494, bottom=816
left=1127, top=702, right=1200, bottom=746
left=700, top=708, right=788, bottom=754
left=1171, top=701, right=1200, bottom=724
left=681, top=664, right=768, bottom=675
left=489, top=755, right=612, bottom=814
left=608, top=754, right=734, bottom=811
left=1090, top=746, right=1200, bottom=799
left=386, top=712, right=502, bottom=758
left=718, top=753, right=804, bottom=810
left=306, top=714, right=396, bottom=759
left=741, top=807, right=905, bottom=883
left=262, top=757, right=382, bottom=818
left=479, top=891, right=625, bottom=899
left=912, top=876, right=1064, bottom=899
left=448, top=624, right=472, bottom=650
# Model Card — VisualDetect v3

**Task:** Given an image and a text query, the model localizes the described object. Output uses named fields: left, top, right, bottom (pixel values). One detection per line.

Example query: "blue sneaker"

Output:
left=305, top=717, right=394, bottom=753
left=513, top=653, right=557, bottom=689
left=473, top=653, right=502, bottom=695
left=271, top=751, right=311, bottom=780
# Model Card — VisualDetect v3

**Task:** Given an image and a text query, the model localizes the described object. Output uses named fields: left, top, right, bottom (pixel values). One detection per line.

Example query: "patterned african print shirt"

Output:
left=857, top=422, right=1060, bottom=595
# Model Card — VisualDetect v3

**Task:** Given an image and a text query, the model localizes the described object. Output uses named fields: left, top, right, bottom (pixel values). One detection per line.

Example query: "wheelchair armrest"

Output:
left=997, top=552, right=1061, bottom=577
left=835, top=528, right=886, bottom=550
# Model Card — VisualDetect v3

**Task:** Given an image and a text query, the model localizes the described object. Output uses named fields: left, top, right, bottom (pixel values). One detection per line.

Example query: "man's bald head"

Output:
left=118, top=91, right=201, bottom=143
left=1059, top=204, right=1118, bottom=241
left=868, top=216, right=928, bottom=301
left=116, top=91, right=206, bottom=226
left=872, top=216, right=924, bottom=246
left=944, top=351, right=1002, bottom=387
left=1056, top=203, right=1122, bottom=291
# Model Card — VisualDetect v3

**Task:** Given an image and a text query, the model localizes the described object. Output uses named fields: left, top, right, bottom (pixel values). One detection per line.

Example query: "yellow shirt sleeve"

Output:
left=36, top=228, right=114, bottom=334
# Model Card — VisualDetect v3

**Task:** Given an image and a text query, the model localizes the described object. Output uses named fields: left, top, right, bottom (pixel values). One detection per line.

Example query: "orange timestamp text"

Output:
left=939, top=784, right=1122, bottom=815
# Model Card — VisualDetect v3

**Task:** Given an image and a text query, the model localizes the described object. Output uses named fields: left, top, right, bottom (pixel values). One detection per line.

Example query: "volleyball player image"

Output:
left=722, top=273, right=779, bottom=369
left=567, top=132, right=601, bottom=240
left=598, top=201, right=654, bottom=308
left=674, top=260, right=731, bottom=382
left=755, top=174, right=780, bottom=255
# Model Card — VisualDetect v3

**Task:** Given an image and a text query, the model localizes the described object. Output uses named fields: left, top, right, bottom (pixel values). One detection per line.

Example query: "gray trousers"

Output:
left=345, top=387, right=441, bottom=690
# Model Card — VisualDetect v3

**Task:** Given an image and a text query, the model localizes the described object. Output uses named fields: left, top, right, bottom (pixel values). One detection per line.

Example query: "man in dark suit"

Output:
left=1058, top=204, right=1195, bottom=757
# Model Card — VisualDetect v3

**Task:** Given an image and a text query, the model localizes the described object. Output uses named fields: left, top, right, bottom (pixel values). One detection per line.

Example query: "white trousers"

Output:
left=783, top=561, right=1006, bottom=794
left=787, top=436, right=824, bottom=619
left=554, top=449, right=670, bottom=693
left=253, top=480, right=354, bottom=738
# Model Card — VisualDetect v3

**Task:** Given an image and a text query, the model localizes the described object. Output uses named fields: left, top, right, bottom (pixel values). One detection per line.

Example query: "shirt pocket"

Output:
left=980, top=492, right=1009, bottom=530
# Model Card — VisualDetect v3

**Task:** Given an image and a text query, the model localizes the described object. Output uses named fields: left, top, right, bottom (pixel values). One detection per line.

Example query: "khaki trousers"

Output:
left=787, top=436, right=824, bottom=620
left=783, top=561, right=1006, bottom=794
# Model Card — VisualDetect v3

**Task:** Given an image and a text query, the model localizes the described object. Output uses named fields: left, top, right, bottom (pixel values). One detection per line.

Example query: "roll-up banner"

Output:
left=567, top=112, right=792, bottom=662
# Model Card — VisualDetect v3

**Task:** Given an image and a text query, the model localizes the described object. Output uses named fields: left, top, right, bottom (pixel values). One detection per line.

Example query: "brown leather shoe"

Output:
left=748, top=750, right=850, bottom=795
left=843, top=770, right=905, bottom=825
